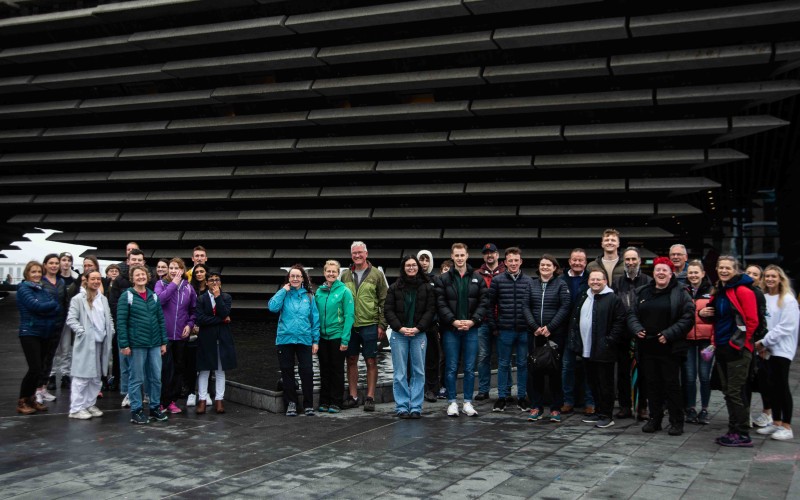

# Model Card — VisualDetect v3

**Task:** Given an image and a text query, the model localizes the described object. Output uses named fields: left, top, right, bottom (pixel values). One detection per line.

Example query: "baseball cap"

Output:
left=482, top=243, right=498, bottom=254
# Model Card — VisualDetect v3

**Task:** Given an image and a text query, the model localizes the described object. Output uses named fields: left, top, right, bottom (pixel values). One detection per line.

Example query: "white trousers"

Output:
left=70, top=376, right=101, bottom=414
left=198, top=348, right=225, bottom=401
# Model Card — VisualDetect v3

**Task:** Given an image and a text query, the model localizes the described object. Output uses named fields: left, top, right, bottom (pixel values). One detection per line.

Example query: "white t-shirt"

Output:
left=762, top=293, right=800, bottom=360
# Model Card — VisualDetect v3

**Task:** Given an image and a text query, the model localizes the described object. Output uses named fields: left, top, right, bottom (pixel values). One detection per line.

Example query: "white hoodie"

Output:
left=579, top=285, right=614, bottom=358
left=762, top=293, right=800, bottom=360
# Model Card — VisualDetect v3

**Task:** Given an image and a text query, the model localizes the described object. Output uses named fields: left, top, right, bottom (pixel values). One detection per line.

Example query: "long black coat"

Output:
left=385, top=279, right=436, bottom=333
left=196, top=291, right=237, bottom=371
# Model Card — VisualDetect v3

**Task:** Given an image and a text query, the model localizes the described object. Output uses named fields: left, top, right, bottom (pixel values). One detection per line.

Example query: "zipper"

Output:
left=539, top=281, right=547, bottom=327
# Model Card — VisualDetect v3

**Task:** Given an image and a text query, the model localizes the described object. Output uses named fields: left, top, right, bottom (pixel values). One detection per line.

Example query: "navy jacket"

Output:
left=17, top=281, right=61, bottom=338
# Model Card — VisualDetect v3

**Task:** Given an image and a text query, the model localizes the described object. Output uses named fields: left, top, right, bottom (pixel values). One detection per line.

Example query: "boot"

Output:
left=642, top=418, right=662, bottom=433
left=17, top=398, right=36, bottom=415
left=196, top=399, right=206, bottom=415
left=214, top=400, right=225, bottom=414
left=30, top=396, right=48, bottom=412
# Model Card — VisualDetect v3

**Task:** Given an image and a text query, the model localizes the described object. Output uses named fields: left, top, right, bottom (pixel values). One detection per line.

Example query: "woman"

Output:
left=186, top=263, right=209, bottom=406
left=745, top=265, right=764, bottom=290
left=38, top=253, right=66, bottom=404
left=117, top=265, right=169, bottom=424
left=195, top=272, right=236, bottom=415
left=682, top=260, right=714, bottom=425
left=155, top=259, right=170, bottom=282
left=65, top=271, right=114, bottom=420
left=155, top=258, right=197, bottom=414
left=704, top=255, right=759, bottom=447
left=526, top=254, right=571, bottom=423
left=418, top=249, right=443, bottom=403
left=385, top=255, right=436, bottom=418
left=743, top=264, right=772, bottom=428
left=16, top=261, right=60, bottom=414
left=755, top=265, right=799, bottom=441
left=628, top=257, right=694, bottom=435
left=268, top=264, right=320, bottom=417
left=314, top=260, right=354, bottom=414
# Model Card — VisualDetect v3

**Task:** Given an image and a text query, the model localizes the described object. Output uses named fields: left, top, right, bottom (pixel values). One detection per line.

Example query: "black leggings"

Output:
left=20, top=336, right=48, bottom=398
left=768, top=356, right=793, bottom=424
left=277, top=343, right=314, bottom=409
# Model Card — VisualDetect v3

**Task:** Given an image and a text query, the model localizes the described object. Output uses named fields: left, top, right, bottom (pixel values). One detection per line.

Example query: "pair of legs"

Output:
left=716, top=346, right=753, bottom=437
left=128, top=346, right=162, bottom=413
left=39, top=334, right=60, bottom=392
left=767, top=356, right=793, bottom=430
left=616, top=342, right=634, bottom=411
left=585, top=360, right=615, bottom=419
left=562, top=349, right=594, bottom=409
left=497, top=330, right=527, bottom=400
left=391, top=332, right=427, bottom=414
left=19, top=336, right=47, bottom=399
left=442, top=327, right=478, bottom=403
left=424, top=327, right=442, bottom=396
left=70, top=342, right=103, bottom=414
left=476, top=324, right=511, bottom=396
left=318, top=337, right=346, bottom=408
left=160, top=339, right=187, bottom=405
left=50, top=323, right=73, bottom=380
left=347, top=325, right=378, bottom=401
left=198, top=345, right=226, bottom=401
left=528, top=335, right=563, bottom=412
left=277, top=343, right=313, bottom=409
left=641, top=354, right=684, bottom=426
left=683, top=340, right=713, bottom=413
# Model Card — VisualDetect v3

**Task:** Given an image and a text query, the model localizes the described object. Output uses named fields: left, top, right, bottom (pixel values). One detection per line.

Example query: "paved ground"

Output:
left=1, top=292, right=798, bottom=499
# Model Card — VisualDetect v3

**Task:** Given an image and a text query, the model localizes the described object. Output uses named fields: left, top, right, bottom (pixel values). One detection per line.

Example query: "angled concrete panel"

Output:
left=162, top=48, right=322, bottom=78
left=169, top=112, right=308, bottom=132
left=0, top=75, right=37, bottom=94
left=273, top=248, right=400, bottom=259
left=629, top=177, right=721, bottom=192
left=534, top=150, right=706, bottom=169
left=183, top=230, right=306, bottom=240
left=119, top=144, right=204, bottom=159
left=212, top=81, right=316, bottom=103
left=611, top=43, right=773, bottom=75
left=519, top=204, right=654, bottom=217
left=0, top=7, right=99, bottom=35
left=44, top=121, right=169, bottom=139
left=43, top=213, right=121, bottom=223
left=32, top=64, right=171, bottom=90
left=312, top=68, right=484, bottom=96
left=465, top=0, right=601, bottom=14
left=91, top=0, right=255, bottom=21
left=373, top=206, right=517, bottom=218
left=154, top=249, right=274, bottom=259
left=444, top=228, right=539, bottom=239
left=146, top=190, right=231, bottom=201
left=494, top=17, right=627, bottom=49
left=110, top=167, right=235, bottom=181
left=700, top=149, right=749, bottom=169
left=235, top=162, right=375, bottom=177
left=321, top=183, right=464, bottom=197
left=483, top=58, right=608, bottom=83
left=129, top=16, right=291, bottom=50
left=467, top=179, right=626, bottom=194
left=309, top=102, right=470, bottom=124
left=239, top=208, right=370, bottom=220
left=121, top=211, right=238, bottom=221
left=0, top=195, right=35, bottom=204
left=0, top=149, right=120, bottom=165
left=657, top=81, right=800, bottom=106
left=0, top=172, right=110, bottom=185
left=74, top=231, right=184, bottom=241
left=714, top=115, right=789, bottom=143
left=7, top=214, right=45, bottom=223
left=232, top=187, right=321, bottom=200
left=297, top=132, right=450, bottom=151
left=80, top=90, right=215, bottom=113
left=201, top=139, right=297, bottom=155
left=0, top=100, right=82, bottom=118
left=305, top=229, right=442, bottom=239
left=449, top=126, right=562, bottom=145
left=471, top=90, right=653, bottom=115
left=378, top=156, right=531, bottom=173
left=565, top=118, right=729, bottom=140
left=286, top=0, right=469, bottom=33
left=1, top=35, right=136, bottom=63
left=543, top=227, right=673, bottom=238
left=318, top=31, right=496, bottom=64
left=34, top=192, right=148, bottom=203
left=0, top=129, right=44, bottom=142
left=656, top=203, right=703, bottom=216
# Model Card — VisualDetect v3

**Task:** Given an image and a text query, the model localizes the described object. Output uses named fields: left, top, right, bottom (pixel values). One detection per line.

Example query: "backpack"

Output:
left=747, top=284, right=768, bottom=342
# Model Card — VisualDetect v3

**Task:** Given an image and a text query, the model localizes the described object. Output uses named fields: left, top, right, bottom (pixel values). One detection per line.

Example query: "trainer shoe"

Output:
left=582, top=414, right=601, bottom=423
left=342, top=396, right=359, bottom=409
left=286, top=402, right=297, bottom=417
left=121, top=394, right=131, bottom=408
left=667, top=424, right=684, bottom=436
left=437, top=387, right=447, bottom=399
left=685, top=408, right=698, bottom=424
left=560, top=404, right=574, bottom=415
left=753, top=412, right=773, bottom=428
left=186, top=393, right=196, bottom=407
left=517, top=397, right=530, bottom=412
left=771, top=428, right=794, bottom=441
left=528, top=408, right=542, bottom=422
left=69, top=409, right=92, bottom=420
left=549, top=411, right=562, bottom=423
left=642, top=419, right=663, bottom=433
left=718, top=433, right=753, bottom=447
left=363, top=397, right=375, bottom=412
left=424, top=391, right=437, bottom=403
left=757, top=424, right=780, bottom=435
left=167, top=402, right=182, bottom=414
left=39, top=389, right=56, bottom=402
left=87, top=406, right=103, bottom=417
left=328, top=405, right=341, bottom=414
left=304, top=407, right=316, bottom=416
left=595, top=417, right=615, bottom=429
left=697, top=409, right=710, bottom=425
left=492, top=399, right=506, bottom=412
left=35, top=392, right=45, bottom=405
left=130, top=409, right=148, bottom=424
left=474, top=392, right=490, bottom=401
left=149, top=407, right=168, bottom=422
left=318, top=404, right=329, bottom=412
left=462, top=402, right=478, bottom=417
left=447, top=402, right=460, bottom=417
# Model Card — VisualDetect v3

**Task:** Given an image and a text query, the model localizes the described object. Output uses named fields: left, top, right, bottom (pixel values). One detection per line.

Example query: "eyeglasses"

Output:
left=207, top=278, right=220, bottom=283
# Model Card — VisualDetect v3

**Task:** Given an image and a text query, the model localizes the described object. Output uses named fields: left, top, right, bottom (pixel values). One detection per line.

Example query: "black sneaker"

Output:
left=130, top=409, right=148, bottom=425
left=47, top=375, right=57, bottom=391
left=410, top=411, right=421, bottom=419
left=424, top=391, right=437, bottom=403
left=642, top=419, right=662, bottom=433
left=342, top=396, right=359, bottom=409
left=492, top=399, right=506, bottom=412
left=595, top=417, right=615, bottom=428
left=697, top=409, right=710, bottom=425
left=685, top=408, right=698, bottom=424
left=474, top=392, right=490, bottom=401
left=668, top=424, right=684, bottom=436
left=149, top=407, right=168, bottom=422
left=363, top=397, right=375, bottom=412
left=61, top=375, right=71, bottom=388
left=517, top=397, right=530, bottom=412
left=582, top=414, right=601, bottom=423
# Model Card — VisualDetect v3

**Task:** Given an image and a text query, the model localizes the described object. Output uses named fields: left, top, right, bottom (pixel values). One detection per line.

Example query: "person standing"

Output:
left=314, top=260, right=354, bottom=414
left=268, top=265, right=320, bottom=417
left=560, top=248, right=594, bottom=416
left=385, top=255, right=436, bottom=418
left=195, top=272, right=236, bottom=415
left=417, top=250, right=443, bottom=403
left=65, top=271, right=114, bottom=420
left=588, top=229, right=625, bottom=284
left=186, top=263, right=209, bottom=407
left=47, top=252, right=79, bottom=391
left=38, top=254, right=66, bottom=404
left=435, top=243, right=489, bottom=417
left=475, top=243, right=508, bottom=401
left=682, top=260, right=714, bottom=425
left=669, top=244, right=690, bottom=286
left=340, top=241, right=388, bottom=412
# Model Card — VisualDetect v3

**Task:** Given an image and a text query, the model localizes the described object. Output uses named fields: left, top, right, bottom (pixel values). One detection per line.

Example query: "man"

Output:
left=47, top=252, right=80, bottom=390
left=117, top=241, right=140, bottom=279
left=186, top=245, right=208, bottom=281
left=488, top=247, right=533, bottom=412
left=340, top=241, right=388, bottom=412
left=435, top=243, right=489, bottom=417
left=611, top=247, right=653, bottom=420
left=589, top=229, right=624, bottom=284
left=560, top=248, right=595, bottom=415
left=475, top=243, right=509, bottom=401
left=670, top=244, right=689, bottom=286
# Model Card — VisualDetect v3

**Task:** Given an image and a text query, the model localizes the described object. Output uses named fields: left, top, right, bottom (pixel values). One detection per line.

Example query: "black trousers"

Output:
left=641, top=353, right=684, bottom=425
left=586, top=360, right=615, bottom=419
left=20, top=336, right=48, bottom=398
left=111, top=332, right=120, bottom=387
left=40, top=334, right=60, bottom=387
left=161, top=339, right=188, bottom=404
left=616, top=343, right=634, bottom=410
left=318, top=338, right=345, bottom=407
left=424, top=328, right=442, bottom=393
left=185, top=341, right=198, bottom=394
left=746, top=356, right=772, bottom=411
left=768, top=356, right=793, bottom=424
left=277, top=343, right=314, bottom=409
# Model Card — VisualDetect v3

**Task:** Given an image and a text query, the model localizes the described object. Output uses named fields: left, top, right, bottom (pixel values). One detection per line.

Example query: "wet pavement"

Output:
left=1, top=292, right=799, bottom=499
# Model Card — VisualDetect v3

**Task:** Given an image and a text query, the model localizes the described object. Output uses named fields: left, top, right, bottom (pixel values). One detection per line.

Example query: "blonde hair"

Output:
left=83, top=270, right=101, bottom=309
left=764, top=265, right=794, bottom=308
left=324, top=259, right=341, bottom=273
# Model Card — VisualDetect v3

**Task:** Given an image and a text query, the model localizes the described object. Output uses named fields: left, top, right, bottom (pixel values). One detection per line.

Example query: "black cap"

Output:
left=482, top=243, right=498, bottom=254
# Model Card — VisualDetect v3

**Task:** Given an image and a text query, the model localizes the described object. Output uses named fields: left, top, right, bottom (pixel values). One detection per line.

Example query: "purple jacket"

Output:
left=155, top=279, right=197, bottom=341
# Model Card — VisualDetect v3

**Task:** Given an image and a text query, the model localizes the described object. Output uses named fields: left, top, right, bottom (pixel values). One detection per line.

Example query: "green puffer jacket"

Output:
left=341, top=262, right=388, bottom=329
left=116, top=287, right=168, bottom=349
left=315, top=280, right=355, bottom=345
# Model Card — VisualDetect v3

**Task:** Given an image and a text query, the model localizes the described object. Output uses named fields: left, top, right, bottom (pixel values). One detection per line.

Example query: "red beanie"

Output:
left=653, top=256, right=674, bottom=272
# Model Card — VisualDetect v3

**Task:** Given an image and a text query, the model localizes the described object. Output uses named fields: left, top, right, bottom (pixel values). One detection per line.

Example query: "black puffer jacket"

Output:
left=612, top=271, right=653, bottom=311
left=487, top=271, right=534, bottom=332
left=567, top=289, right=627, bottom=362
left=525, top=277, right=571, bottom=339
left=627, top=276, right=695, bottom=356
left=385, top=278, right=436, bottom=333
left=434, top=265, right=489, bottom=328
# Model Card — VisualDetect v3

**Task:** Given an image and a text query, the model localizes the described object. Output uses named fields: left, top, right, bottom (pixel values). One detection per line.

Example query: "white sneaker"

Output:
left=206, top=394, right=212, bottom=405
left=771, top=428, right=794, bottom=441
left=87, top=406, right=103, bottom=417
left=447, top=402, right=460, bottom=417
left=753, top=412, right=773, bottom=427
left=121, top=394, right=131, bottom=408
left=757, top=424, right=779, bottom=435
left=40, top=389, right=56, bottom=402
left=35, top=391, right=45, bottom=405
left=186, top=393, right=196, bottom=407
left=69, top=409, right=92, bottom=420
left=462, top=402, right=478, bottom=417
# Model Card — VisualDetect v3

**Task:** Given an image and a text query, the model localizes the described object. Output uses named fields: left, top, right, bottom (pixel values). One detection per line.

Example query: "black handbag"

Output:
left=528, top=339, right=561, bottom=372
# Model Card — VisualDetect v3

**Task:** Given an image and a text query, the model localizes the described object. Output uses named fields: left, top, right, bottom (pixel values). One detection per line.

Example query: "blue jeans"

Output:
left=477, top=324, right=512, bottom=395
left=119, top=348, right=150, bottom=397
left=683, top=340, right=713, bottom=409
left=561, top=348, right=594, bottom=407
left=128, top=347, right=162, bottom=412
left=497, top=330, right=528, bottom=399
left=443, top=328, right=478, bottom=402
left=391, top=332, right=427, bottom=413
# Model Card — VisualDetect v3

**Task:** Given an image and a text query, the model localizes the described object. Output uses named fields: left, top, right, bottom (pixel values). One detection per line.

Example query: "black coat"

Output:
left=195, top=291, right=237, bottom=371
left=434, top=265, right=489, bottom=328
left=385, top=279, right=436, bottom=333
left=567, top=290, right=627, bottom=363
left=525, top=277, right=571, bottom=340
left=612, top=271, right=653, bottom=311
left=627, top=277, right=695, bottom=356
left=487, top=271, right=534, bottom=332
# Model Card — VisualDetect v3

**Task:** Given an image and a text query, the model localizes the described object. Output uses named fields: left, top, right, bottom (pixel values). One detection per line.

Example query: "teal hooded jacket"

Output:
left=314, top=279, right=355, bottom=345
left=268, top=286, right=320, bottom=346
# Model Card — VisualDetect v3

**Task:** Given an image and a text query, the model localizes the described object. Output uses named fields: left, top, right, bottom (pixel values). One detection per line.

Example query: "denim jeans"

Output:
left=497, top=330, right=528, bottom=399
left=683, top=340, right=713, bottom=409
left=561, top=348, right=594, bottom=407
left=443, top=328, right=478, bottom=402
left=129, top=347, right=162, bottom=412
left=477, top=324, right=511, bottom=395
left=391, top=332, right=427, bottom=413
left=119, top=347, right=150, bottom=397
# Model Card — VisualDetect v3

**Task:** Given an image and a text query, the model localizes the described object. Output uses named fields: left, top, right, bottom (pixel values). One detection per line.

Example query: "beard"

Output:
left=625, top=264, right=640, bottom=278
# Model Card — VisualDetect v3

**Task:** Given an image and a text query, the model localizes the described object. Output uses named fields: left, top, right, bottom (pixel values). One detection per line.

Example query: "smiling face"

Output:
left=670, top=245, right=688, bottom=271
left=404, top=259, right=419, bottom=278
left=288, top=269, right=304, bottom=289
left=716, top=259, right=737, bottom=284
left=538, top=258, right=555, bottom=280
left=132, top=268, right=149, bottom=288
left=156, top=261, right=168, bottom=277
left=168, top=262, right=183, bottom=280
left=128, top=253, right=144, bottom=266
left=602, top=234, right=619, bottom=255
left=505, top=253, right=522, bottom=274
left=27, top=265, right=43, bottom=283
left=569, top=251, right=587, bottom=274
left=451, top=247, right=468, bottom=269
left=623, top=250, right=640, bottom=274
left=686, top=265, right=704, bottom=287
left=351, top=245, right=367, bottom=267
left=653, top=263, right=673, bottom=288
left=483, top=251, right=498, bottom=266
left=588, top=270, right=607, bottom=293
left=324, top=264, right=339, bottom=284
left=745, top=266, right=762, bottom=282
left=86, top=272, right=102, bottom=291
left=107, top=268, right=120, bottom=280
left=763, top=269, right=780, bottom=294
left=44, top=257, right=59, bottom=276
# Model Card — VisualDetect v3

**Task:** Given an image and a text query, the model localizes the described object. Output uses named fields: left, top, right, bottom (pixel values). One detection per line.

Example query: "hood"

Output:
left=722, top=272, right=753, bottom=289
left=592, top=285, right=614, bottom=296
left=417, top=250, right=433, bottom=274
left=319, top=279, right=344, bottom=293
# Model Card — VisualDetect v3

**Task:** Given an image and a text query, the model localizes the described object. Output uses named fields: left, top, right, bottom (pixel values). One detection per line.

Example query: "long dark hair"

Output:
left=286, top=264, right=313, bottom=295
left=397, top=255, right=425, bottom=289
left=190, top=264, right=209, bottom=294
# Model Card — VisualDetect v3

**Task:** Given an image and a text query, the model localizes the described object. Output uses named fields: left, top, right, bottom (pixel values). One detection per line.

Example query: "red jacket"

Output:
left=686, top=283, right=713, bottom=342
left=711, top=276, right=758, bottom=352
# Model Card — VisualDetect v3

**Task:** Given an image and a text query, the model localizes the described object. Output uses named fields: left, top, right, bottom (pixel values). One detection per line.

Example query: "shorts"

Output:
left=346, top=324, right=379, bottom=359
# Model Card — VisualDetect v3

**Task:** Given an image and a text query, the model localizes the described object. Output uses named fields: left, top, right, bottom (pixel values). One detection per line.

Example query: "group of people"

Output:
left=15, top=244, right=237, bottom=424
